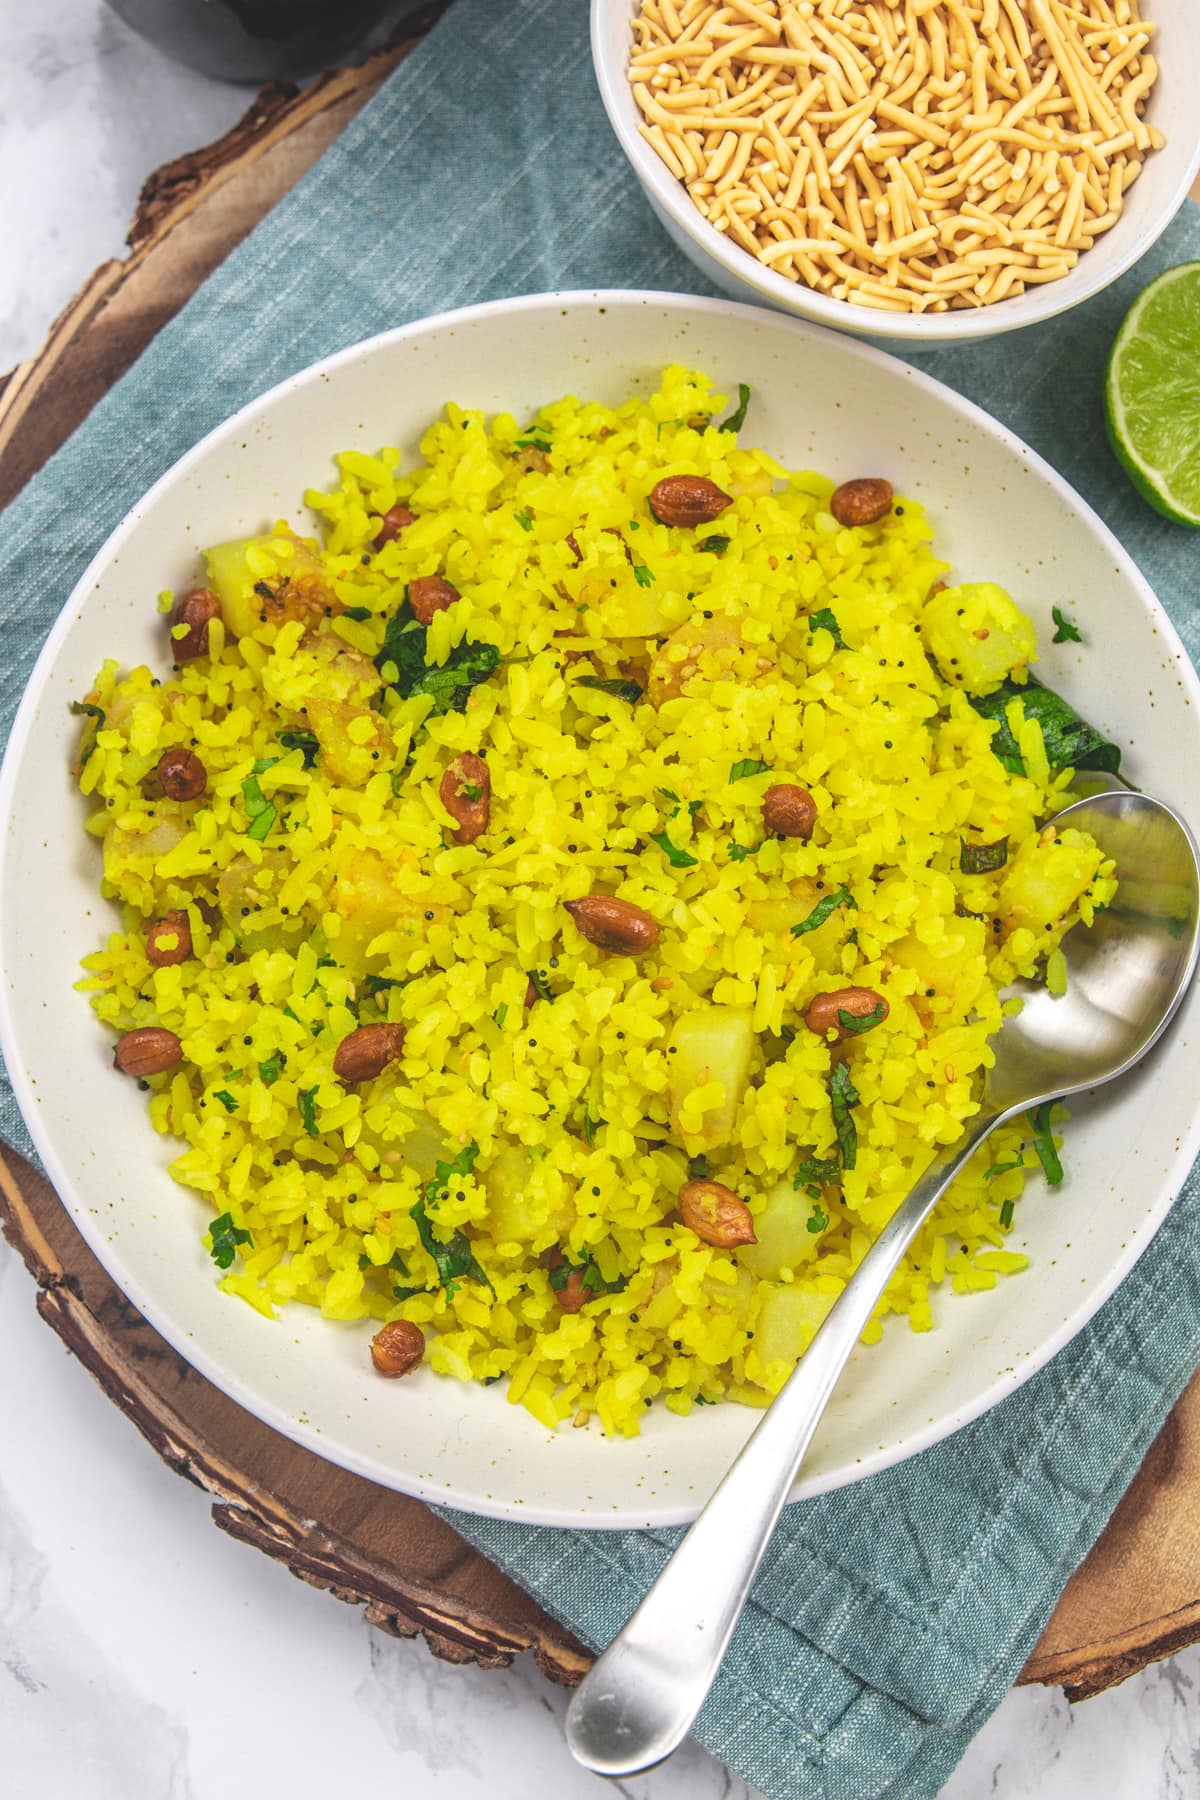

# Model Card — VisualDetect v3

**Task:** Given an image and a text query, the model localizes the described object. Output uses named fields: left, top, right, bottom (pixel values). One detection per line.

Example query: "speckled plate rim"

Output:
left=2, top=288, right=1199, bottom=1529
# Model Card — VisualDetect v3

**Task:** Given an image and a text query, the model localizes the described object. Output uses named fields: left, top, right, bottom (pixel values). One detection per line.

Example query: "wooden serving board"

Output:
left=3, top=28, right=1200, bottom=1704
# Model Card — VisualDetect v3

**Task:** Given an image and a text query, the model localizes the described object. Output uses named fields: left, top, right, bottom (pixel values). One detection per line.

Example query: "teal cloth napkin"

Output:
left=2, top=3, right=1199, bottom=1794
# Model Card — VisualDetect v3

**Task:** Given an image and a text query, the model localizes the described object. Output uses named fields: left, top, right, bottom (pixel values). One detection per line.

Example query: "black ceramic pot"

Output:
left=104, top=0, right=418, bottom=83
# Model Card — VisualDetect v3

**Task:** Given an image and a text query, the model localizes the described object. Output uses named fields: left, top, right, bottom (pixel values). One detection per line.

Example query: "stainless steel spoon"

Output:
left=566, top=789, right=1200, bottom=1779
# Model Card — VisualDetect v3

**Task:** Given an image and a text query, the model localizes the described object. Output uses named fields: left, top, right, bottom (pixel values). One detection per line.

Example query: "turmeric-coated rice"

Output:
left=73, top=366, right=1117, bottom=1436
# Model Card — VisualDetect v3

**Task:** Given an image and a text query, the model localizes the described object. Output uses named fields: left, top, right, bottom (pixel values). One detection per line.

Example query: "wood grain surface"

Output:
left=2, top=27, right=1199, bottom=1705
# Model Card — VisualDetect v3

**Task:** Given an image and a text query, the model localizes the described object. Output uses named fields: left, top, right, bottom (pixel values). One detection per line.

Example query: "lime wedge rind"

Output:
left=1105, top=261, right=1200, bottom=530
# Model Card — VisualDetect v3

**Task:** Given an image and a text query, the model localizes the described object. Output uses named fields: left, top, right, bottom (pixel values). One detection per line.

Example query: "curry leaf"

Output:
left=829, top=1062, right=860, bottom=1170
left=790, top=886, right=855, bottom=936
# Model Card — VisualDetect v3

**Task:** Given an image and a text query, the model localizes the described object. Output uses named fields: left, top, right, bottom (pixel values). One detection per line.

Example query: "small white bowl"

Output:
left=3, top=292, right=1199, bottom=1528
left=591, top=0, right=1200, bottom=344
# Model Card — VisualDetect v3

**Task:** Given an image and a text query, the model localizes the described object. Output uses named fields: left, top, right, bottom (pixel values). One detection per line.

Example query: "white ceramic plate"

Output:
left=2, top=292, right=1198, bottom=1528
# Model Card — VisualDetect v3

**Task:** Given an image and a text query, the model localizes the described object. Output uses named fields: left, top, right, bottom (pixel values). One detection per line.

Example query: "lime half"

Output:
left=1105, top=261, right=1200, bottom=528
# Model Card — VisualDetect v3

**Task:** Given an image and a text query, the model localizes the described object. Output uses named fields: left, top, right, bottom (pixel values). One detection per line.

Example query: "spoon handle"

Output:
left=565, top=1106, right=1003, bottom=1778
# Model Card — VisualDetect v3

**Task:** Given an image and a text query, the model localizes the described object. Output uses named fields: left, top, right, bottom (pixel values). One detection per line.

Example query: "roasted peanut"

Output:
left=145, top=910, right=192, bottom=968
left=408, top=575, right=459, bottom=625
left=155, top=747, right=207, bottom=801
left=554, top=1268, right=588, bottom=1313
left=762, top=784, right=817, bottom=840
left=113, top=1027, right=183, bottom=1077
left=649, top=474, right=732, bottom=528
left=169, top=587, right=222, bottom=664
left=830, top=478, right=893, bottom=528
left=678, top=1179, right=757, bottom=1248
left=564, top=895, right=660, bottom=954
left=373, top=504, right=415, bottom=549
left=804, top=987, right=889, bottom=1040
left=370, top=1319, right=425, bottom=1377
left=333, top=1023, right=407, bottom=1083
left=439, top=751, right=490, bottom=844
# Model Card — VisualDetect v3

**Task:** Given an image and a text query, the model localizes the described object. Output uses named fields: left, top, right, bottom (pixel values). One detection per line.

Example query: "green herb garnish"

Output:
left=809, top=607, right=847, bottom=649
left=514, top=436, right=550, bottom=451
left=277, top=729, right=320, bottom=766
left=790, top=886, right=855, bottom=936
left=829, top=1062, right=860, bottom=1170
left=837, top=1002, right=886, bottom=1036
left=258, top=1051, right=286, bottom=1085
left=999, top=1199, right=1015, bottom=1229
left=729, top=841, right=762, bottom=862
left=493, top=1002, right=508, bottom=1027
left=241, top=774, right=277, bottom=843
left=793, top=1156, right=840, bottom=1188
left=410, top=1197, right=493, bottom=1300
left=208, top=1212, right=252, bottom=1270
left=549, top=1257, right=628, bottom=1298
left=515, top=510, right=534, bottom=532
left=342, top=605, right=372, bottom=622
left=1027, top=1103, right=1064, bottom=1186
left=1051, top=606, right=1082, bottom=644
left=807, top=1206, right=828, bottom=1234
left=376, top=613, right=502, bottom=719
left=699, top=535, right=730, bottom=556
left=213, top=1089, right=238, bottom=1113
left=650, top=831, right=699, bottom=869
left=729, top=759, right=771, bottom=783
left=968, top=676, right=1120, bottom=778
left=525, top=968, right=553, bottom=1003
left=582, top=1108, right=600, bottom=1147
left=984, top=1155, right=1022, bottom=1180
left=578, top=675, right=642, bottom=704
left=632, top=563, right=654, bottom=588
left=960, top=838, right=1009, bottom=875
left=424, top=1142, right=481, bottom=1207
left=297, top=1087, right=320, bottom=1136
left=719, top=382, right=751, bottom=434
left=687, top=1155, right=711, bottom=1181
left=362, top=975, right=402, bottom=996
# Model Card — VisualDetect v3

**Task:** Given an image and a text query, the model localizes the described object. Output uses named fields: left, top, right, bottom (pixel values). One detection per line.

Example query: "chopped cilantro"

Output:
left=829, top=1062, right=860, bottom=1170
left=297, top=1087, right=320, bottom=1136
left=728, top=841, right=762, bottom=862
left=984, top=1155, right=1022, bottom=1180
left=515, top=510, right=534, bottom=532
left=999, top=1199, right=1015, bottom=1229
left=493, top=1002, right=508, bottom=1027
left=549, top=1256, right=628, bottom=1297
left=719, top=382, right=751, bottom=434
left=376, top=612, right=501, bottom=718
left=793, top=1156, right=840, bottom=1189
left=342, top=605, right=372, bottom=621
left=1027, top=1103, right=1064, bottom=1186
left=410, top=1196, right=493, bottom=1299
left=650, top=831, right=699, bottom=869
left=699, top=535, right=730, bottom=555
left=423, top=1142, right=481, bottom=1209
left=514, top=435, right=550, bottom=451
left=632, top=563, right=654, bottom=588
left=838, top=1001, right=887, bottom=1036
left=582, top=1108, right=600, bottom=1147
left=960, top=838, right=1009, bottom=875
left=213, top=1089, right=238, bottom=1113
left=241, top=773, right=277, bottom=842
left=578, top=675, right=643, bottom=704
left=806, top=1205, right=828, bottom=1234
left=790, top=886, right=855, bottom=936
left=257, top=1051, right=286, bottom=1085
left=525, top=968, right=553, bottom=1003
left=809, top=607, right=847, bottom=649
left=277, top=729, right=320, bottom=766
left=729, top=759, right=771, bottom=783
left=208, top=1212, right=252, bottom=1270
left=687, top=1155, right=711, bottom=1181
left=1051, top=606, right=1082, bottom=644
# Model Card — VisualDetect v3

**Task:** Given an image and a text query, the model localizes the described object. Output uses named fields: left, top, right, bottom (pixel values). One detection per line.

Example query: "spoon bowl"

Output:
left=566, top=790, right=1200, bottom=1779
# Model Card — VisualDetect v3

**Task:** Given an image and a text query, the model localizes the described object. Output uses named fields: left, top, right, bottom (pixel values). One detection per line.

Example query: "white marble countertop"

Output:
left=2, top=5, right=1199, bottom=1796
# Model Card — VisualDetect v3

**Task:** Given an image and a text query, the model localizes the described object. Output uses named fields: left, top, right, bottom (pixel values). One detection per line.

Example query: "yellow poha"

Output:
left=72, top=366, right=1116, bottom=1437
